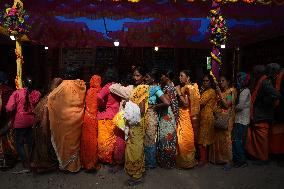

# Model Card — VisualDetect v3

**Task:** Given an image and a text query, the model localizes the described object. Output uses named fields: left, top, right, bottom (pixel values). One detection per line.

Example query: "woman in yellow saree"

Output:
left=175, top=70, right=198, bottom=169
left=209, top=75, right=236, bottom=171
left=125, top=66, right=149, bottom=186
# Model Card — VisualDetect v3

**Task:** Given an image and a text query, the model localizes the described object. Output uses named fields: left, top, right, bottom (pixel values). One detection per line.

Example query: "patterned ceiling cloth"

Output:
left=0, top=0, right=283, bottom=48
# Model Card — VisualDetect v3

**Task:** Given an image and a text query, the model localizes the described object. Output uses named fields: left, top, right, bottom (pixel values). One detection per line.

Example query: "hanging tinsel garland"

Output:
left=0, top=1, right=30, bottom=89
left=208, top=0, right=228, bottom=81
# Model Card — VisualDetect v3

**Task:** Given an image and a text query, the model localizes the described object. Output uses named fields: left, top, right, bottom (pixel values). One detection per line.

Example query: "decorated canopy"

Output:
left=0, top=0, right=283, bottom=48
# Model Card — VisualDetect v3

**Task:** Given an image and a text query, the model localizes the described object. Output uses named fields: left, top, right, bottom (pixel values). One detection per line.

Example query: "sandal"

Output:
left=126, top=178, right=144, bottom=186
left=222, top=164, right=232, bottom=172
left=12, top=169, right=30, bottom=174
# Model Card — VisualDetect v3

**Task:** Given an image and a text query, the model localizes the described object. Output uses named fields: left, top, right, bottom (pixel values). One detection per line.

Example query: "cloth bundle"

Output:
left=112, top=100, right=141, bottom=140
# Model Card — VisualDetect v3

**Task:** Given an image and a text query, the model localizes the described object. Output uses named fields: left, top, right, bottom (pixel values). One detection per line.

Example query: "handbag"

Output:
left=213, top=111, right=230, bottom=130
left=214, top=89, right=234, bottom=130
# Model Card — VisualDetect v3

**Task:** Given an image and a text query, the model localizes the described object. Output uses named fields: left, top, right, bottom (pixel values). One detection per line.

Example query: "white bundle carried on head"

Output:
left=124, top=100, right=141, bottom=125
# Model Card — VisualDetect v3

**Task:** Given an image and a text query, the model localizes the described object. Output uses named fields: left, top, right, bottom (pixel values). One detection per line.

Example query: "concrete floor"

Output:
left=0, top=161, right=284, bottom=189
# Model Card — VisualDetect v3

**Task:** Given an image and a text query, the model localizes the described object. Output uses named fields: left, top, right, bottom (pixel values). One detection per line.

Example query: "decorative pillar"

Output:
left=14, top=0, right=24, bottom=89
left=15, top=40, right=23, bottom=89
left=1, top=0, right=27, bottom=89
left=209, top=0, right=227, bottom=82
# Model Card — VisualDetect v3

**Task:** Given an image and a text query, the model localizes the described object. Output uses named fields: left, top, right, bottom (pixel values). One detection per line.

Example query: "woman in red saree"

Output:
left=80, top=75, right=101, bottom=172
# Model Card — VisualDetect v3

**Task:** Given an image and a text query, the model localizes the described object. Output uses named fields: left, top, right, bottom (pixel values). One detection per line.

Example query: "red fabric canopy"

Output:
left=1, top=0, right=283, bottom=48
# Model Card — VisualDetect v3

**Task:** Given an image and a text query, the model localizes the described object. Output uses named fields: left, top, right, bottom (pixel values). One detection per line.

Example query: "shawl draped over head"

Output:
left=80, top=75, right=101, bottom=170
left=266, top=63, right=280, bottom=79
left=48, top=80, right=86, bottom=172
left=86, top=75, right=101, bottom=116
left=90, top=75, right=101, bottom=90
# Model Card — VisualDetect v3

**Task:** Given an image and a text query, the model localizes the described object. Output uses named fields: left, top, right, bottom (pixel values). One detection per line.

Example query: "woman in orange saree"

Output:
left=48, top=69, right=86, bottom=173
left=209, top=75, right=236, bottom=170
left=246, top=64, right=281, bottom=163
left=80, top=75, right=101, bottom=172
left=175, top=70, right=197, bottom=169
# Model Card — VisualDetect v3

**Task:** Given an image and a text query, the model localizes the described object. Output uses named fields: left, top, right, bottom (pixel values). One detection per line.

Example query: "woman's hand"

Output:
left=175, top=85, right=182, bottom=96
left=215, top=85, right=222, bottom=96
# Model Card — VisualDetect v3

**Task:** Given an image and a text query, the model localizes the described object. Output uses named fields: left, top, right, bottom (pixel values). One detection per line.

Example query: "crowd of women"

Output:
left=0, top=62, right=283, bottom=186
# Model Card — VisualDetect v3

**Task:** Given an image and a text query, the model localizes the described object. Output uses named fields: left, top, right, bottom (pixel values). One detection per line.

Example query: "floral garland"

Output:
left=0, top=2, right=29, bottom=38
left=208, top=0, right=227, bottom=82
left=242, top=0, right=257, bottom=3
left=208, top=9, right=227, bottom=51
left=208, top=6, right=227, bottom=66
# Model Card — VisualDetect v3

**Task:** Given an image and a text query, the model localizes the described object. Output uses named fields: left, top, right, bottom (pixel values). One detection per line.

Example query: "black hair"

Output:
left=23, top=77, right=33, bottom=112
left=266, top=63, right=280, bottom=79
left=180, top=69, right=191, bottom=78
left=160, top=69, right=175, bottom=81
left=120, top=73, right=133, bottom=86
left=102, top=68, right=119, bottom=85
left=146, top=69, right=160, bottom=83
left=133, top=66, right=148, bottom=77
left=219, top=73, right=231, bottom=83
left=203, top=73, right=216, bottom=89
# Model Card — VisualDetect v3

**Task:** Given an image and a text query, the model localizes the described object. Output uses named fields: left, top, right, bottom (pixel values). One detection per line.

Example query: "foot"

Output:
left=222, top=164, right=232, bottom=171
left=85, top=169, right=98, bottom=174
left=198, top=161, right=207, bottom=168
left=126, top=178, right=144, bottom=186
left=253, top=160, right=269, bottom=166
left=234, top=161, right=248, bottom=168
left=108, top=165, right=123, bottom=174
left=12, top=169, right=30, bottom=174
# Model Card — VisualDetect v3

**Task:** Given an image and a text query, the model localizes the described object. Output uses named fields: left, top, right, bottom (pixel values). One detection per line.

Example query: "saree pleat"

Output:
left=176, top=108, right=196, bottom=168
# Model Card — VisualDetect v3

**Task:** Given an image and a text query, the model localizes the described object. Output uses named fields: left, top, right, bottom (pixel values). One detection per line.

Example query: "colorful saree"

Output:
left=48, top=80, right=86, bottom=172
left=157, top=85, right=178, bottom=168
left=176, top=85, right=197, bottom=168
left=144, top=85, right=163, bottom=169
left=125, top=84, right=149, bottom=179
left=80, top=75, right=101, bottom=170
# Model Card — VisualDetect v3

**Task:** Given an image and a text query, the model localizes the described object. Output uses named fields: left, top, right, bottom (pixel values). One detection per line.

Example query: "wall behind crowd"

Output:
left=241, top=35, right=284, bottom=71
left=0, top=42, right=50, bottom=94
left=1, top=35, right=283, bottom=93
